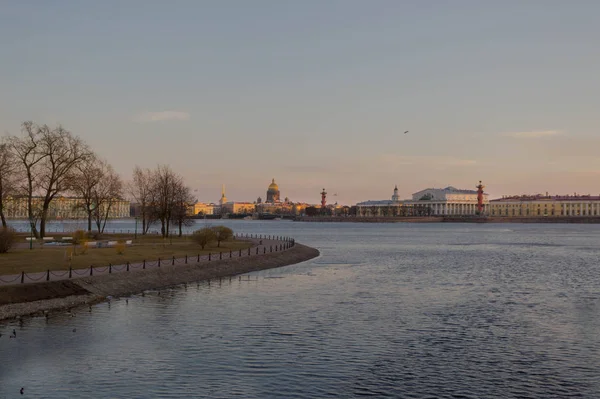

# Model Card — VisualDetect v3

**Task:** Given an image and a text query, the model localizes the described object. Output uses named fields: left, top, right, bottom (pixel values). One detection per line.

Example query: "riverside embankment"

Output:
left=295, top=216, right=600, bottom=223
left=0, top=240, right=319, bottom=321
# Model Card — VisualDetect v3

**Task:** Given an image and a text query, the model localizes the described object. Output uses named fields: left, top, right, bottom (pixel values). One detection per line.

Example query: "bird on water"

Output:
left=20, top=387, right=24, bottom=395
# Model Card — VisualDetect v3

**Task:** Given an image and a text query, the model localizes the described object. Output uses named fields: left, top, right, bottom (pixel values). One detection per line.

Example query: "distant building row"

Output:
left=2, top=196, right=130, bottom=219
left=356, top=186, right=488, bottom=216
left=489, top=194, right=600, bottom=217
left=356, top=185, right=600, bottom=218
left=189, top=179, right=314, bottom=217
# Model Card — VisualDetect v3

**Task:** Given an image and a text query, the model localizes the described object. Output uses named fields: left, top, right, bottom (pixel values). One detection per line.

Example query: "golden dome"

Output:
left=268, top=178, right=279, bottom=191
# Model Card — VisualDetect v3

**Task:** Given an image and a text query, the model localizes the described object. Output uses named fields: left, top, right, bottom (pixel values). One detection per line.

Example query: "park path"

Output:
left=0, top=234, right=295, bottom=286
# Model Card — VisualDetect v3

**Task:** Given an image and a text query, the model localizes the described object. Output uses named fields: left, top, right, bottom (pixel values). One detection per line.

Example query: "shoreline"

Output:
left=295, top=216, right=600, bottom=224
left=0, top=243, right=320, bottom=321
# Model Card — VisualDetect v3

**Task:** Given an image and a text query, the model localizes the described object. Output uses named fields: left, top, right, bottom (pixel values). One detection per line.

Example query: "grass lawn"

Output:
left=0, top=233, right=252, bottom=275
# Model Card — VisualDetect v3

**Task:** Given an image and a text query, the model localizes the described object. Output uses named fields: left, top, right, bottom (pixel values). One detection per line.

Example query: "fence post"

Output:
left=143, top=260, right=146, bottom=269
left=229, top=250, right=232, bottom=258
left=239, top=249, right=242, bottom=257
left=264, top=247, right=266, bottom=254
left=197, top=254, right=200, bottom=262
left=185, top=255, right=188, bottom=264
left=219, top=252, right=222, bottom=260
left=158, top=258, right=161, bottom=267
left=90, top=265, right=93, bottom=276
left=69, top=267, right=72, bottom=278
left=46, top=269, right=50, bottom=281
left=270, top=246, right=272, bottom=253
left=21, top=271, right=24, bottom=284
left=209, top=253, right=211, bottom=261
left=172, top=256, right=175, bottom=265
left=248, top=248, right=250, bottom=256
left=127, top=262, right=130, bottom=272
left=109, top=264, right=112, bottom=274
left=256, top=247, right=259, bottom=255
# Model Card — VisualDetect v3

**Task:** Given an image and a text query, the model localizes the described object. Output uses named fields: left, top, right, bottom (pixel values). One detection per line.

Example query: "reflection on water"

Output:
left=1, top=222, right=600, bottom=398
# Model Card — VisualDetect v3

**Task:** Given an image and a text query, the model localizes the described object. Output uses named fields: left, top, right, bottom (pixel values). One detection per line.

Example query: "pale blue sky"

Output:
left=1, top=1, right=599, bottom=204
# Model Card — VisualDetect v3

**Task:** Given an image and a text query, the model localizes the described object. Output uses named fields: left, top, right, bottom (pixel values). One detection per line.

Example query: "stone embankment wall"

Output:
left=296, top=216, right=600, bottom=224
left=0, top=243, right=319, bottom=321
left=295, top=216, right=443, bottom=223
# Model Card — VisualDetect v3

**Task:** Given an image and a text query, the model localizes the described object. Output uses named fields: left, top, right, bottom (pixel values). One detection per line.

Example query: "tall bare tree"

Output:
left=37, top=124, right=92, bottom=237
left=70, top=154, right=105, bottom=232
left=152, top=165, right=180, bottom=238
left=92, top=164, right=123, bottom=234
left=0, top=139, right=17, bottom=227
left=171, top=182, right=195, bottom=237
left=128, top=166, right=156, bottom=235
left=9, top=122, right=47, bottom=237
left=9, top=122, right=91, bottom=237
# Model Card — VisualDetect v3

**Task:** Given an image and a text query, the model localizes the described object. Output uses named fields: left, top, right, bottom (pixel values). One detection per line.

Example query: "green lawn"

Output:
left=0, top=233, right=252, bottom=275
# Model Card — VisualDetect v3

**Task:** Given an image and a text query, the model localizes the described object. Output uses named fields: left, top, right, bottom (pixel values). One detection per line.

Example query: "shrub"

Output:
left=0, top=227, right=17, bottom=253
left=211, top=225, right=233, bottom=247
left=191, top=227, right=216, bottom=249
left=72, top=230, right=87, bottom=245
left=115, top=242, right=126, bottom=255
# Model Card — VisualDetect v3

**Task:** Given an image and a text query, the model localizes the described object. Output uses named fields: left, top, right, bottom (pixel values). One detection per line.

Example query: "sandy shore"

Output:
left=0, top=243, right=319, bottom=321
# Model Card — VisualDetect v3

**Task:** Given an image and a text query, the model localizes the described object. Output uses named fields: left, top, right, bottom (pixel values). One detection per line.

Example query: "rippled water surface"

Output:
left=1, top=222, right=600, bottom=398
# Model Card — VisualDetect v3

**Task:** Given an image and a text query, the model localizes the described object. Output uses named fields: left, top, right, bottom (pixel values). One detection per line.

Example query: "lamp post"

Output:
left=134, top=217, right=139, bottom=240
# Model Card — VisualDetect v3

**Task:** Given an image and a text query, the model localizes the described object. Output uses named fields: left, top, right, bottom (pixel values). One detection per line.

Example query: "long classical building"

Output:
left=356, top=185, right=489, bottom=217
left=3, top=196, right=130, bottom=219
left=489, top=194, right=600, bottom=217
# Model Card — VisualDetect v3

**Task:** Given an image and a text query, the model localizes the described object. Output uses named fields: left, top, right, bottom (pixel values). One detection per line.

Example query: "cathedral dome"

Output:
left=268, top=178, right=279, bottom=192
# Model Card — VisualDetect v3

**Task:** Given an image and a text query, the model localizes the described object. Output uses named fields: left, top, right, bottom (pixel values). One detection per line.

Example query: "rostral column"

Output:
left=476, top=180, right=485, bottom=215
left=320, top=188, right=327, bottom=209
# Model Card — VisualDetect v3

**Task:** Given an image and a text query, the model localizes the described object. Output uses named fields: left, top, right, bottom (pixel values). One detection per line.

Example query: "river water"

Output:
left=1, top=221, right=599, bottom=398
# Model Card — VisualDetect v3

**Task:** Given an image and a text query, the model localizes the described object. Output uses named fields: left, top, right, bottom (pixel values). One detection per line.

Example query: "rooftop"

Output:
left=491, top=194, right=600, bottom=202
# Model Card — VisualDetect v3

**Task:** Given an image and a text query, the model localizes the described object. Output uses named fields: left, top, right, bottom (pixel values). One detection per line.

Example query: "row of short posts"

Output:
left=18, top=235, right=295, bottom=284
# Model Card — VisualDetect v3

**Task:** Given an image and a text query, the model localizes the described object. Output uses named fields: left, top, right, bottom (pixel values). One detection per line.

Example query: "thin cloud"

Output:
left=132, top=111, right=190, bottom=123
left=503, top=130, right=562, bottom=139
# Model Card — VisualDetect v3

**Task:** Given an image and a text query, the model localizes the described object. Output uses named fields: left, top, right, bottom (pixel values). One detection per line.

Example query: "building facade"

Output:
left=221, top=202, right=255, bottom=215
left=489, top=195, right=600, bottom=217
left=3, top=196, right=130, bottom=219
left=356, top=185, right=489, bottom=217
left=188, top=202, right=216, bottom=216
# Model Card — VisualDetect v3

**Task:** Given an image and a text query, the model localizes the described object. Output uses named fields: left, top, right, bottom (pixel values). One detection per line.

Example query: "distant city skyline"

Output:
left=1, top=1, right=599, bottom=204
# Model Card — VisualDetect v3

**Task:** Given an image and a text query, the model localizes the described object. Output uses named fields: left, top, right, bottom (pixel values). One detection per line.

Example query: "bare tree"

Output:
left=0, top=139, right=17, bottom=227
left=9, top=122, right=47, bottom=237
left=152, top=165, right=181, bottom=238
left=92, top=165, right=123, bottom=234
left=70, top=153, right=103, bottom=232
left=9, top=122, right=91, bottom=237
left=36, top=124, right=91, bottom=237
left=171, top=182, right=195, bottom=237
left=128, top=166, right=156, bottom=235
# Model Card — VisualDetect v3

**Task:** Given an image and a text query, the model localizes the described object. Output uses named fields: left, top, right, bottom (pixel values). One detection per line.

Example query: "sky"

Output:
left=1, top=0, right=599, bottom=204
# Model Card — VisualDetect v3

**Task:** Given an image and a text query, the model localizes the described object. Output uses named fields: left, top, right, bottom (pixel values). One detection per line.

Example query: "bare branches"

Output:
left=8, top=122, right=92, bottom=237
left=0, top=139, right=17, bottom=227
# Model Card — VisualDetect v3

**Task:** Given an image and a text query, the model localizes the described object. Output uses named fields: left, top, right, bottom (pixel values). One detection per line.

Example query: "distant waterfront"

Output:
left=1, top=223, right=599, bottom=398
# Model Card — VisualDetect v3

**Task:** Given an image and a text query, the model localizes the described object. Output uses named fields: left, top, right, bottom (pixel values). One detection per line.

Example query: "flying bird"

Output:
left=404, top=131, right=409, bottom=134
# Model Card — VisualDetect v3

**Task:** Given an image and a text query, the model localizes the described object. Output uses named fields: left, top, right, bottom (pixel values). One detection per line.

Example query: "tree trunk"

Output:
left=178, top=220, right=183, bottom=237
left=40, top=207, right=49, bottom=238
left=0, top=199, right=6, bottom=228
left=87, top=213, right=92, bottom=232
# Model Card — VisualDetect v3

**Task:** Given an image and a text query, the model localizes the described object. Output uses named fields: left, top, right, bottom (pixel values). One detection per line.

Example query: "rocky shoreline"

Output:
left=0, top=243, right=320, bottom=321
